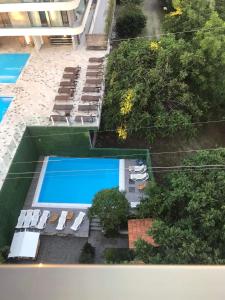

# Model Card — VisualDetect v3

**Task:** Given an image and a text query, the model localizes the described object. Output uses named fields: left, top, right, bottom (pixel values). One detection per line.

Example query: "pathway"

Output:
left=141, top=0, right=163, bottom=39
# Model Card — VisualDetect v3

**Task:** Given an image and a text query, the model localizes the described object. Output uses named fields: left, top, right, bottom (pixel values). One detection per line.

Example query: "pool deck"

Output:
left=0, top=37, right=108, bottom=191
left=22, top=158, right=145, bottom=238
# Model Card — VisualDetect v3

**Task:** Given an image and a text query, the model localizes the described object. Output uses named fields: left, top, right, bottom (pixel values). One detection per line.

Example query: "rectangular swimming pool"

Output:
left=0, top=53, right=30, bottom=83
left=33, top=157, right=125, bottom=208
left=0, top=97, right=13, bottom=122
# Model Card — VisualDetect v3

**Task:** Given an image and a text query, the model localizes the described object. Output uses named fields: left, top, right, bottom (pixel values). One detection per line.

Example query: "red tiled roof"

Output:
left=128, top=218, right=157, bottom=249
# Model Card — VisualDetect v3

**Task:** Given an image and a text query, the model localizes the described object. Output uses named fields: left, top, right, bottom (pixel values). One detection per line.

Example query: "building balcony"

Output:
left=0, top=0, right=81, bottom=12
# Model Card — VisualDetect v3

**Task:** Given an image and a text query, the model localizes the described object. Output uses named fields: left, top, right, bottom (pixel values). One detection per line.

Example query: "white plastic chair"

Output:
left=23, top=210, right=34, bottom=229
left=36, top=210, right=50, bottom=230
left=130, top=172, right=149, bottom=181
left=15, top=210, right=27, bottom=229
left=30, top=209, right=41, bottom=228
left=129, top=165, right=147, bottom=173
left=71, top=212, right=85, bottom=231
left=56, top=211, right=68, bottom=231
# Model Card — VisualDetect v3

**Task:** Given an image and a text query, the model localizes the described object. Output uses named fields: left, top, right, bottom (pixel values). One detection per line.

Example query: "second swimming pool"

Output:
left=33, top=157, right=125, bottom=208
left=0, top=53, right=30, bottom=83
left=0, top=97, right=13, bottom=123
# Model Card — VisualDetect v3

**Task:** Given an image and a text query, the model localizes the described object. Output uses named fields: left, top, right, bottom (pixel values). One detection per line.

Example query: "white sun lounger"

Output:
left=30, top=209, right=41, bottom=228
left=56, top=211, right=68, bottom=231
left=130, top=172, right=149, bottom=181
left=71, top=212, right=86, bottom=231
left=15, top=210, right=27, bottom=229
left=129, top=165, right=147, bottom=173
left=23, top=210, right=34, bottom=229
left=36, top=210, right=50, bottom=230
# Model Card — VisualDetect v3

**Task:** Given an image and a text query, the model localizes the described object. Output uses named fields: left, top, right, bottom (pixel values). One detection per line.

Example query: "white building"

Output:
left=0, top=0, right=93, bottom=49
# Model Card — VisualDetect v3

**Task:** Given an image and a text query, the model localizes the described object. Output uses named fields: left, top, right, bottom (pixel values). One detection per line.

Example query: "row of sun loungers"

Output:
left=16, top=210, right=86, bottom=232
left=15, top=209, right=50, bottom=230
left=50, top=66, right=81, bottom=123
left=73, top=58, right=105, bottom=125
left=128, top=164, right=149, bottom=181
left=56, top=211, right=86, bottom=231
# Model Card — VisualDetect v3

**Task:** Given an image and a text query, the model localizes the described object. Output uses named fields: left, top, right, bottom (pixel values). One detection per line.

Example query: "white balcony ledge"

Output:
left=0, top=0, right=80, bottom=12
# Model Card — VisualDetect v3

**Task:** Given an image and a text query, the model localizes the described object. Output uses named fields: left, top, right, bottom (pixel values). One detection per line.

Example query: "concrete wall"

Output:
left=86, top=33, right=108, bottom=50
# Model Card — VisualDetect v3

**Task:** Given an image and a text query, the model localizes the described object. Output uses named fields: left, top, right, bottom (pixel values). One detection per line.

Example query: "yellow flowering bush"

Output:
left=169, top=7, right=182, bottom=16
left=120, top=89, right=135, bottom=115
left=149, top=41, right=160, bottom=51
left=117, top=126, right=128, bottom=140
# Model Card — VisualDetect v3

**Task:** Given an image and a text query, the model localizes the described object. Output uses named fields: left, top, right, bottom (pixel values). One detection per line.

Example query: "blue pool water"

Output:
left=0, top=53, right=30, bottom=83
left=0, top=97, right=13, bottom=122
left=37, top=157, right=120, bottom=205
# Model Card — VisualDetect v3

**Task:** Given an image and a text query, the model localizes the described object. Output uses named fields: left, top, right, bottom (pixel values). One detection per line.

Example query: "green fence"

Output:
left=0, top=126, right=151, bottom=248
left=0, top=128, right=39, bottom=247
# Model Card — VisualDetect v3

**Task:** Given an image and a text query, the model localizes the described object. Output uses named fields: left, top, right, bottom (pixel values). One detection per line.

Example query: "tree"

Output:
left=163, top=0, right=213, bottom=38
left=103, top=36, right=204, bottom=141
left=89, top=189, right=130, bottom=235
left=215, top=0, right=225, bottom=20
left=116, top=5, right=146, bottom=38
left=136, top=150, right=225, bottom=264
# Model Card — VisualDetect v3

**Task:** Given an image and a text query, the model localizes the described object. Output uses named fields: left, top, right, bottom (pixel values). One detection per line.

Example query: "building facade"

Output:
left=0, top=0, right=92, bottom=49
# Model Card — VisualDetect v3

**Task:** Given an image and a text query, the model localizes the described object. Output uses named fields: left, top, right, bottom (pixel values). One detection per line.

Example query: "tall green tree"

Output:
left=116, top=5, right=146, bottom=38
left=162, top=0, right=213, bottom=38
left=103, top=36, right=205, bottom=141
left=136, top=150, right=225, bottom=264
left=89, top=189, right=130, bottom=235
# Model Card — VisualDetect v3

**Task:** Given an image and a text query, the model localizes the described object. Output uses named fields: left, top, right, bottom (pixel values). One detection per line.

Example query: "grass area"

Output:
left=96, top=123, right=225, bottom=182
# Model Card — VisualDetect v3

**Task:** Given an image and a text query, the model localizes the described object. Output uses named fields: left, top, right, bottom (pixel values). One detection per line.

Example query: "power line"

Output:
left=112, top=25, right=225, bottom=42
left=23, top=118, right=225, bottom=139
left=3, top=164, right=225, bottom=177
left=4, top=146, right=225, bottom=166
left=3, top=166, right=225, bottom=181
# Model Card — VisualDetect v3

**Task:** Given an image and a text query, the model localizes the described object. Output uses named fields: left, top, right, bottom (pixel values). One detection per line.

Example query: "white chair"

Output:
left=30, top=209, right=41, bottom=228
left=15, top=210, right=27, bottom=229
left=71, top=212, right=86, bottom=231
left=56, top=211, right=68, bottom=231
left=129, top=165, right=147, bottom=173
left=130, top=172, right=149, bottom=181
left=36, top=210, right=50, bottom=230
left=23, top=210, right=34, bottom=229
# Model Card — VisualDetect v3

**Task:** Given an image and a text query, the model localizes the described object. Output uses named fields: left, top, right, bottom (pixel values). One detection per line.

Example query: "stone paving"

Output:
left=0, top=37, right=108, bottom=189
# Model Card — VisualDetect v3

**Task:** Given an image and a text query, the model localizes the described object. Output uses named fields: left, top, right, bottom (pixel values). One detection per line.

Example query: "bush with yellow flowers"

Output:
left=120, top=89, right=135, bottom=115
left=149, top=41, right=160, bottom=51
left=169, top=7, right=182, bottom=16
left=117, top=126, right=128, bottom=140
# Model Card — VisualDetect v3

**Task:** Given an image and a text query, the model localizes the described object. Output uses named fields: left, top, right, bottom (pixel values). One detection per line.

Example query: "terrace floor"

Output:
left=0, top=37, right=108, bottom=190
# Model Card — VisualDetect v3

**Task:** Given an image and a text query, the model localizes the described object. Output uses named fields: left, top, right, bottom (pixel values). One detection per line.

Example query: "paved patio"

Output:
left=15, top=235, right=88, bottom=264
left=88, top=230, right=128, bottom=263
left=0, top=37, right=108, bottom=190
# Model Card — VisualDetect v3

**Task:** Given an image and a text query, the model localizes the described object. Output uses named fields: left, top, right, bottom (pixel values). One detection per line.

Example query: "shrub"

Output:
left=79, top=242, right=95, bottom=264
left=116, top=5, right=146, bottom=38
left=89, top=189, right=130, bottom=236
left=104, top=248, right=135, bottom=264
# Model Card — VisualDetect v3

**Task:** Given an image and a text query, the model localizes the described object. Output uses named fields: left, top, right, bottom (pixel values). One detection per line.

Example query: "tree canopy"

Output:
left=89, top=189, right=130, bottom=235
left=102, top=0, right=225, bottom=141
left=136, top=150, right=225, bottom=264
left=116, top=5, right=146, bottom=38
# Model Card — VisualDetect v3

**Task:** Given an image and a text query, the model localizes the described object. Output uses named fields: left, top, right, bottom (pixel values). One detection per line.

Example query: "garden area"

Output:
left=95, top=0, right=225, bottom=264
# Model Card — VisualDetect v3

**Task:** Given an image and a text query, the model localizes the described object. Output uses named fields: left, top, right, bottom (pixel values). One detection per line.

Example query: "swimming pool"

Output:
left=33, top=157, right=125, bottom=208
left=0, top=53, right=30, bottom=83
left=0, top=97, right=13, bottom=122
